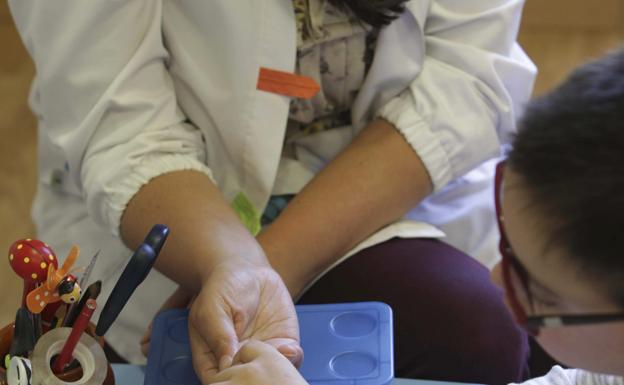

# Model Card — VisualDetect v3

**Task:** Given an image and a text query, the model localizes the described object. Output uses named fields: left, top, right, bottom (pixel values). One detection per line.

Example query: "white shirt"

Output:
left=9, top=0, right=535, bottom=362
left=518, top=366, right=624, bottom=385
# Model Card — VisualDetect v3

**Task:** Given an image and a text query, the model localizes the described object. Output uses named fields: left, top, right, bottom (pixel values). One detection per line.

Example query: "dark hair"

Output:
left=331, top=0, right=408, bottom=28
left=508, top=48, right=624, bottom=305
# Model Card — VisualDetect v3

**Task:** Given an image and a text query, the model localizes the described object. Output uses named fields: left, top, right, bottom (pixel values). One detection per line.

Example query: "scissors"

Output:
left=95, top=224, right=169, bottom=336
left=78, top=250, right=99, bottom=289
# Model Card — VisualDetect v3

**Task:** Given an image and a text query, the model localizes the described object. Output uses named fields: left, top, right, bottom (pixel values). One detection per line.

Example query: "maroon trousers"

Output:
left=297, top=238, right=530, bottom=385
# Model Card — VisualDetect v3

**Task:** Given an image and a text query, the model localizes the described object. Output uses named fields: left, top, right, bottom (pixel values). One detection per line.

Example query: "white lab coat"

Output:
left=518, top=366, right=624, bottom=385
left=9, top=0, right=536, bottom=362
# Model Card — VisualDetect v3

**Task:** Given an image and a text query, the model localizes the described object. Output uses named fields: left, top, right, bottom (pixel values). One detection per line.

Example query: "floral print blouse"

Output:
left=287, top=0, right=378, bottom=137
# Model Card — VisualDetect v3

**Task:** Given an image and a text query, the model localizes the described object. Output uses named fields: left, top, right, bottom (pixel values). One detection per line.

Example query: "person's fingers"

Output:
left=209, top=363, right=249, bottom=383
left=277, top=342, right=304, bottom=368
left=189, top=320, right=219, bottom=384
left=231, top=340, right=303, bottom=367
left=190, top=299, right=238, bottom=371
left=140, top=340, right=150, bottom=357
left=250, top=337, right=303, bottom=368
left=233, top=340, right=277, bottom=364
left=140, top=322, right=152, bottom=357
left=140, top=322, right=152, bottom=344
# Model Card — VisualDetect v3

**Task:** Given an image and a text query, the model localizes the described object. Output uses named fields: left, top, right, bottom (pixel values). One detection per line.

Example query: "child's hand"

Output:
left=209, top=340, right=308, bottom=385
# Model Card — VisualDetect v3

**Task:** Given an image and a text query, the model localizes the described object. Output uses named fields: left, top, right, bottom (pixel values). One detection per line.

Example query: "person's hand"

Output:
left=210, top=340, right=308, bottom=385
left=189, top=259, right=303, bottom=384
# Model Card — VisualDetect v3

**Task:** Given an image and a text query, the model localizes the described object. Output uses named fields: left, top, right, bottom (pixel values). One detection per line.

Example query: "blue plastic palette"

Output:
left=144, top=302, right=394, bottom=385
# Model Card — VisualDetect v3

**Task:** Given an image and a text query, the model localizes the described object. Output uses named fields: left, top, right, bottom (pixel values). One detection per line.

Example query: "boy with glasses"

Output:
left=204, top=49, right=624, bottom=385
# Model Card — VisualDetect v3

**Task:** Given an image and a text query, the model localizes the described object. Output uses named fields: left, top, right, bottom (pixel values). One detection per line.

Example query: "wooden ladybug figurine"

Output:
left=56, top=274, right=81, bottom=304
left=8, top=239, right=59, bottom=305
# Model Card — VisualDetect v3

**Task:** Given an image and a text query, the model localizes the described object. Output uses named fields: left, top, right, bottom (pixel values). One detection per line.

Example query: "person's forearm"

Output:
left=258, top=119, right=433, bottom=297
left=120, top=170, right=268, bottom=292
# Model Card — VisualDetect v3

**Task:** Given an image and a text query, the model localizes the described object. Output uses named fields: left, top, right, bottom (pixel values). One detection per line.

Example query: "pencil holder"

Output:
left=0, top=322, right=115, bottom=385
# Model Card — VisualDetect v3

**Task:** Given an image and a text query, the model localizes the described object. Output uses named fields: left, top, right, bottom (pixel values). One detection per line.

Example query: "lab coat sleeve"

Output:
left=515, top=366, right=624, bottom=385
left=9, top=1, right=213, bottom=236
left=376, top=0, right=536, bottom=191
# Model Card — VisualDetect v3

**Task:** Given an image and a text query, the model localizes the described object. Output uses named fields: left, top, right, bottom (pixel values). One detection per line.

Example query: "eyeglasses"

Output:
left=494, top=161, right=624, bottom=336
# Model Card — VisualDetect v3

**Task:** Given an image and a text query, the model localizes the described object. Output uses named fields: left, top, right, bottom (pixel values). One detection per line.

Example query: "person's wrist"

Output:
left=195, top=256, right=268, bottom=288
left=256, top=232, right=312, bottom=298
left=187, top=227, right=271, bottom=284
